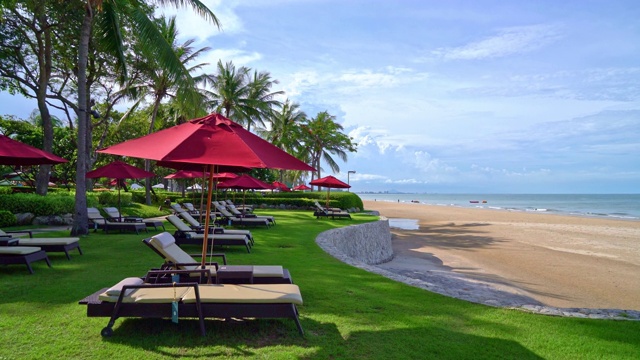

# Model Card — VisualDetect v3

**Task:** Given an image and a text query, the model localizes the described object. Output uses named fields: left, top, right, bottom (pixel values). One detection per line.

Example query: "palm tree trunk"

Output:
left=144, top=97, right=162, bottom=205
left=70, top=3, right=93, bottom=236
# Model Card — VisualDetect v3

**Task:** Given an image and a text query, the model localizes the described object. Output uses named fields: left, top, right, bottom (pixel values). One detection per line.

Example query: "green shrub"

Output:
left=0, top=187, right=13, bottom=195
left=0, top=210, right=16, bottom=227
left=0, top=192, right=99, bottom=216
left=96, top=191, right=132, bottom=206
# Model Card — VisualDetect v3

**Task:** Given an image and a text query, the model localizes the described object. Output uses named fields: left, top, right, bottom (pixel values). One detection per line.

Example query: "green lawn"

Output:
left=1, top=210, right=638, bottom=359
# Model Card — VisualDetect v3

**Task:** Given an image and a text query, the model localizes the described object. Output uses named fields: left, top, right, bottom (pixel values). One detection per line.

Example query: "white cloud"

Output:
left=432, top=24, right=562, bottom=60
left=156, top=0, right=244, bottom=43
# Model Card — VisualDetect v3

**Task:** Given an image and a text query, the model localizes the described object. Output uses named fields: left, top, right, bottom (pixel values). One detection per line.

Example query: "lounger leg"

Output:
left=292, top=305, right=304, bottom=336
left=25, top=262, right=34, bottom=274
left=63, top=249, right=71, bottom=261
left=77, top=245, right=84, bottom=256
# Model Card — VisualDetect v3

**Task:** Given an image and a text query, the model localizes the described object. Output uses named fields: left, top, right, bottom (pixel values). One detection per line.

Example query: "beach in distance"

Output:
left=362, top=199, right=640, bottom=310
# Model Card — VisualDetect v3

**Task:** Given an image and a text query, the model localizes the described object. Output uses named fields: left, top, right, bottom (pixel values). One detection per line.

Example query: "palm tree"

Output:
left=260, top=99, right=306, bottom=154
left=243, top=70, right=284, bottom=132
left=124, top=15, right=212, bottom=204
left=208, top=61, right=283, bottom=131
left=71, top=0, right=219, bottom=236
left=208, top=60, right=251, bottom=123
left=258, top=99, right=307, bottom=184
left=300, top=111, right=357, bottom=188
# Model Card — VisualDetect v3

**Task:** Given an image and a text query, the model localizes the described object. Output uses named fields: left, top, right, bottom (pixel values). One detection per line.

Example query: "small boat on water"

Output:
left=469, top=200, right=479, bottom=203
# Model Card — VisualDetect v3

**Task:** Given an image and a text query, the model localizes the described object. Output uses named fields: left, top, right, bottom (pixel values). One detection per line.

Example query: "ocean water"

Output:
left=357, top=193, right=640, bottom=221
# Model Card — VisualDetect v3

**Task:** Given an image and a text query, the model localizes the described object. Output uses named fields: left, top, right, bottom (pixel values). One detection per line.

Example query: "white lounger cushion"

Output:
left=182, top=284, right=303, bottom=305
left=253, top=265, right=284, bottom=278
left=0, top=246, right=42, bottom=255
left=105, top=277, right=144, bottom=296
left=149, top=233, right=217, bottom=274
left=18, top=238, right=79, bottom=246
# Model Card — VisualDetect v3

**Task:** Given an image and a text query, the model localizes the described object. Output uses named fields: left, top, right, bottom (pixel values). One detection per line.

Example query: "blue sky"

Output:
left=2, top=0, right=639, bottom=193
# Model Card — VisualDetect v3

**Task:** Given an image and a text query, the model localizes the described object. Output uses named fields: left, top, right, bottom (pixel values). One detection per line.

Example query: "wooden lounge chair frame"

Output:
left=0, top=247, right=52, bottom=274
left=78, top=282, right=304, bottom=337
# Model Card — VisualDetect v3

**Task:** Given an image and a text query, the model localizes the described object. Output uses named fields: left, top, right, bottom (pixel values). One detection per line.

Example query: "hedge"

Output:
left=0, top=193, right=99, bottom=216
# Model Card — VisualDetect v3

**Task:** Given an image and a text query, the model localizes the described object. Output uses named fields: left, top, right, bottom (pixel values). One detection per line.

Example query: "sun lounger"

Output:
left=0, top=246, right=51, bottom=274
left=177, top=211, right=254, bottom=245
left=103, top=207, right=165, bottom=231
left=213, top=202, right=271, bottom=228
left=78, top=279, right=304, bottom=337
left=144, top=232, right=291, bottom=284
left=313, top=202, right=351, bottom=220
left=88, top=208, right=147, bottom=234
left=225, top=199, right=253, bottom=213
left=166, top=215, right=252, bottom=253
left=223, top=202, right=276, bottom=225
left=17, top=238, right=82, bottom=260
left=0, top=229, right=83, bottom=260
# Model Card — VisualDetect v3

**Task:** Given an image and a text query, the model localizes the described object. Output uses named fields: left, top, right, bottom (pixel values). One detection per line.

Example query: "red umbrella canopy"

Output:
left=157, top=160, right=249, bottom=174
left=0, top=134, right=68, bottom=165
left=164, top=170, right=208, bottom=179
left=272, top=181, right=291, bottom=192
left=310, top=175, right=351, bottom=189
left=213, top=172, right=238, bottom=180
left=98, top=113, right=315, bottom=171
left=217, top=174, right=274, bottom=190
left=293, top=184, right=311, bottom=191
left=86, top=161, right=155, bottom=179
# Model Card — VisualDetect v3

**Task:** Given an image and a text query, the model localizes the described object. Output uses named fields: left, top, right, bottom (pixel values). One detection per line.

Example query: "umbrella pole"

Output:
left=201, top=165, right=216, bottom=268
left=326, top=187, right=330, bottom=209
left=199, top=166, right=207, bottom=223
left=117, top=179, right=122, bottom=222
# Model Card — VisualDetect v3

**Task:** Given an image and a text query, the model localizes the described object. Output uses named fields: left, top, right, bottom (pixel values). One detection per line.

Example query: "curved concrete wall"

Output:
left=315, top=217, right=394, bottom=266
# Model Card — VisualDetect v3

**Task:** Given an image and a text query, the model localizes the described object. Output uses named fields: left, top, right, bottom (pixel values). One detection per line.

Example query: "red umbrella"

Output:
left=293, top=184, right=311, bottom=191
left=218, top=174, right=274, bottom=190
left=218, top=174, right=274, bottom=211
left=0, top=134, right=68, bottom=165
left=86, top=161, right=155, bottom=221
left=272, top=181, right=291, bottom=192
left=164, top=170, right=208, bottom=179
left=97, top=113, right=314, bottom=266
left=310, top=175, right=350, bottom=208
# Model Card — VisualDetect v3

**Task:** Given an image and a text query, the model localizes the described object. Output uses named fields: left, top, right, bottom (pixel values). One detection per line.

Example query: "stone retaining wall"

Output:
left=315, top=217, right=393, bottom=265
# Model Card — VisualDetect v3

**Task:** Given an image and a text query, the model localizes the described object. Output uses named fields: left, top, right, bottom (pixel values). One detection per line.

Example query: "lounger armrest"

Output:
left=188, top=253, right=227, bottom=264
left=5, top=230, right=33, bottom=238
left=172, top=261, right=220, bottom=269
left=144, top=269, right=214, bottom=284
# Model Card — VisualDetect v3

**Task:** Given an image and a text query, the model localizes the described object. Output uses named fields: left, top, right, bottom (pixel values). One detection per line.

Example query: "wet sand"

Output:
left=364, top=200, right=640, bottom=310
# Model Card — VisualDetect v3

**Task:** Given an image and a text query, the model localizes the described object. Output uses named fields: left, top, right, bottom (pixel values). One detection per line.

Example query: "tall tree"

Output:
left=0, top=0, right=79, bottom=195
left=300, top=111, right=357, bottom=187
left=244, top=70, right=283, bottom=132
left=207, top=61, right=283, bottom=131
left=258, top=99, right=307, bottom=184
left=71, top=0, right=219, bottom=236
left=124, top=15, right=212, bottom=204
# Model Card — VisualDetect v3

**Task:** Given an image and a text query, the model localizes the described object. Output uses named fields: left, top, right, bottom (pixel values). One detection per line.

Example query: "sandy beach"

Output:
left=363, top=200, right=640, bottom=310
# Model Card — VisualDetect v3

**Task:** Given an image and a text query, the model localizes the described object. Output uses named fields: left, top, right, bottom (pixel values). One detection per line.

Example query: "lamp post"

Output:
left=347, top=170, right=356, bottom=191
